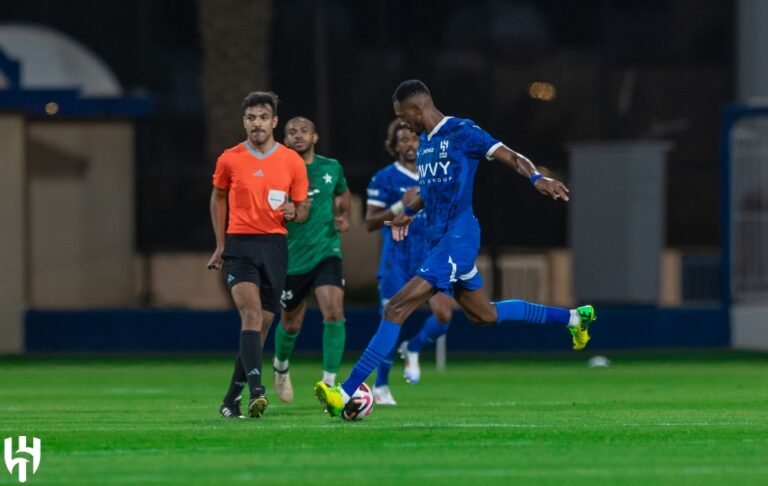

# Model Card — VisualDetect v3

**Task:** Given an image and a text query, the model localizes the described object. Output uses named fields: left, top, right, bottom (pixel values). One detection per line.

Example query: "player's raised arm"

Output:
left=490, top=145, right=571, bottom=202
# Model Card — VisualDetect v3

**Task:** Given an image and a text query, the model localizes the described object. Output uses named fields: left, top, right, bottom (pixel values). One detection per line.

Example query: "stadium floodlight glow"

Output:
left=44, top=102, right=59, bottom=115
left=528, top=82, right=556, bottom=101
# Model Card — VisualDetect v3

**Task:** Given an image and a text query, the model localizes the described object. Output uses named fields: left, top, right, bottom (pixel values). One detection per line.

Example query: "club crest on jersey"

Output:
left=439, top=140, right=449, bottom=159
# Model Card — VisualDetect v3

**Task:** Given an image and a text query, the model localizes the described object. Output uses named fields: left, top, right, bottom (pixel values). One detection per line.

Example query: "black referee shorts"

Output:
left=280, top=256, right=344, bottom=311
left=222, top=234, right=287, bottom=313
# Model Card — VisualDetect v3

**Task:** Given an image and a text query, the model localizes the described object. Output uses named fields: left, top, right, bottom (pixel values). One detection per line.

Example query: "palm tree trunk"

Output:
left=197, top=0, right=272, bottom=160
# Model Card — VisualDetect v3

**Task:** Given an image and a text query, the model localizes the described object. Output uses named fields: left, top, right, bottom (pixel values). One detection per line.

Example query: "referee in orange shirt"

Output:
left=207, top=91, right=309, bottom=419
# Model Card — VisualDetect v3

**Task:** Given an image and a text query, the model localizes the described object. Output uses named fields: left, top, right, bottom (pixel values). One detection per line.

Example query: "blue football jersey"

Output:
left=416, top=117, right=502, bottom=248
left=366, top=162, right=427, bottom=279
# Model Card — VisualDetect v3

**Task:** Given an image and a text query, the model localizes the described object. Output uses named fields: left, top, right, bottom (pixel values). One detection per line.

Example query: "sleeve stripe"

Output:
left=367, top=199, right=387, bottom=208
left=486, top=142, right=505, bottom=160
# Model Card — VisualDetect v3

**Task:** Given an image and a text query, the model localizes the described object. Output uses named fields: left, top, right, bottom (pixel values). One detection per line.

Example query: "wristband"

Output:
left=404, top=205, right=418, bottom=217
left=530, top=172, right=543, bottom=185
left=389, top=201, right=404, bottom=216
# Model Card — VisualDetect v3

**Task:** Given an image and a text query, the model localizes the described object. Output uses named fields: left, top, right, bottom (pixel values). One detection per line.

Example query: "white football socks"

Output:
left=568, top=309, right=580, bottom=327
left=273, top=357, right=289, bottom=372
left=322, top=371, right=336, bottom=386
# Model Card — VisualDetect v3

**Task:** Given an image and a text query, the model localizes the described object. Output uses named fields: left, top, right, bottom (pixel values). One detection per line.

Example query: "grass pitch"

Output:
left=1, top=352, right=767, bottom=485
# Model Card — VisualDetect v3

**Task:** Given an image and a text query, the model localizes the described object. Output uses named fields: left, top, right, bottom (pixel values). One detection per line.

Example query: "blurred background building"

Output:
left=1, top=0, right=767, bottom=354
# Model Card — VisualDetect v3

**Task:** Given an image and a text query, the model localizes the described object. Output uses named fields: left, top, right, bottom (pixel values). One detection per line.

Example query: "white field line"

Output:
left=1, top=421, right=766, bottom=433
left=15, top=466, right=768, bottom=483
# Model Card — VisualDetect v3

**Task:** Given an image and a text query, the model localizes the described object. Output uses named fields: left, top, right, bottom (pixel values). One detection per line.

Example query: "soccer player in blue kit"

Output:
left=315, top=80, right=597, bottom=417
left=365, top=120, right=454, bottom=405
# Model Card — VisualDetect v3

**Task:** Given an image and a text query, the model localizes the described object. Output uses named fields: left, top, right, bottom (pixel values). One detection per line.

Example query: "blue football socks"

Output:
left=407, top=315, right=450, bottom=352
left=375, top=344, right=397, bottom=388
left=342, top=319, right=401, bottom=397
left=494, top=299, right=570, bottom=326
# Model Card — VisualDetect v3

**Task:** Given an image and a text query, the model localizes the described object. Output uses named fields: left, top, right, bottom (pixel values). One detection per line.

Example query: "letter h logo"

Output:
left=4, top=436, right=41, bottom=483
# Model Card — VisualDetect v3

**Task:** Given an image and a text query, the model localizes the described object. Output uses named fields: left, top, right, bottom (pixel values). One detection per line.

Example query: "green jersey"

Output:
left=286, top=154, right=348, bottom=275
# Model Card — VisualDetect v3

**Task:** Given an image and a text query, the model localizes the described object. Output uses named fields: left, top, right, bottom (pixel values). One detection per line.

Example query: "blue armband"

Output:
left=529, top=172, right=543, bottom=185
left=404, top=205, right=418, bottom=217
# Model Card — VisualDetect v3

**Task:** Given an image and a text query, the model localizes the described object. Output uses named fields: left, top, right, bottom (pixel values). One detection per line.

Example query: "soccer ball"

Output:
left=340, top=383, right=374, bottom=421
left=588, top=355, right=611, bottom=368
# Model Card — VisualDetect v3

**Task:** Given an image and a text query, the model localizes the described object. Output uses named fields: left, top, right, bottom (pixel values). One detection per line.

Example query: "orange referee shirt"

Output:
left=212, top=142, right=309, bottom=235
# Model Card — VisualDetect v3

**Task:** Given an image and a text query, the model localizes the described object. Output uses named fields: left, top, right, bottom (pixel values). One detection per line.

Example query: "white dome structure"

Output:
left=0, top=23, right=122, bottom=97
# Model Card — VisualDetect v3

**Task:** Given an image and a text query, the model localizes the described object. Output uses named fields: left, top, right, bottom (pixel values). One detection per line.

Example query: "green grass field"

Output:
left=1, top=352, right=767, bottom=485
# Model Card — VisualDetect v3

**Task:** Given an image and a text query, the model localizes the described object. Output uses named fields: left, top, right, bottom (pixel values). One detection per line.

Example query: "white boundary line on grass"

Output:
left=3, top=421, right=765, bottom=433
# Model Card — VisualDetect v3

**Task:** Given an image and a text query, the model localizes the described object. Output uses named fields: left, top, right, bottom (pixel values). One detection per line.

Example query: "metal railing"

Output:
left=731, top=114, right=768, bottom=302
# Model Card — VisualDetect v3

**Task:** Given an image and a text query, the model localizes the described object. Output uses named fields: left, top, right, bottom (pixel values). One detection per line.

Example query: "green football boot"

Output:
left=569, top=305, right=596, bottom=351
left=313, top=381, right=345, bottom=417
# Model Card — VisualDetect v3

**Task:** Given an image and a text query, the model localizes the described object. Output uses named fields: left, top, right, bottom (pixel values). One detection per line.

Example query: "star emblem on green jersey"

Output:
left=323, top=172, right=332, bottom=184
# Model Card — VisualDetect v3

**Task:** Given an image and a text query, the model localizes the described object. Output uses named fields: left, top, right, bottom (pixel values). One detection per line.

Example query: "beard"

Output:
left=291, top=143, right=310, bottom=155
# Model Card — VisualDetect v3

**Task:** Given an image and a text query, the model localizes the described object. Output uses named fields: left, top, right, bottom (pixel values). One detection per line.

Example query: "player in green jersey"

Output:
left=272, top=116, right=351, bottom=403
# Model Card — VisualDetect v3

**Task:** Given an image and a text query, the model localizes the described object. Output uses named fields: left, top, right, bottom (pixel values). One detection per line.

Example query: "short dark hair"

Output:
left=286, top=116, right=316, bottom=133
left=392, top=79, right=430, bottom=103
left=241, top=91, right=279, bottom=116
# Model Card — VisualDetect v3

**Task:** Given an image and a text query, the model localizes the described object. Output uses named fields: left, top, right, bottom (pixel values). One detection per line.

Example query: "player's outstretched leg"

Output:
left=314, top=277, right=433, bottom=417
left=315, top=319, right=400, bottom=416
left=373, top=344, right=398, bottom=405
left=492, top=299, right=597, bottom=350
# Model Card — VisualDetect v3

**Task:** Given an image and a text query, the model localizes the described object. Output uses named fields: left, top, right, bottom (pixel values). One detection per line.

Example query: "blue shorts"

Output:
left=415, top=234, right=483, bottom=295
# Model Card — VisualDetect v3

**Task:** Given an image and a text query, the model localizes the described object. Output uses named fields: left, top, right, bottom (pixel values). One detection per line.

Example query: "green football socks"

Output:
left=274, top=322, right=299, bottom=364
left=322, top=319, right=346, bottom=373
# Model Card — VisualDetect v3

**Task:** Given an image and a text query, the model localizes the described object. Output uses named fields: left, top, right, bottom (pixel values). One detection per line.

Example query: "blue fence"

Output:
left=25, top=306, right=729, bottom=353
